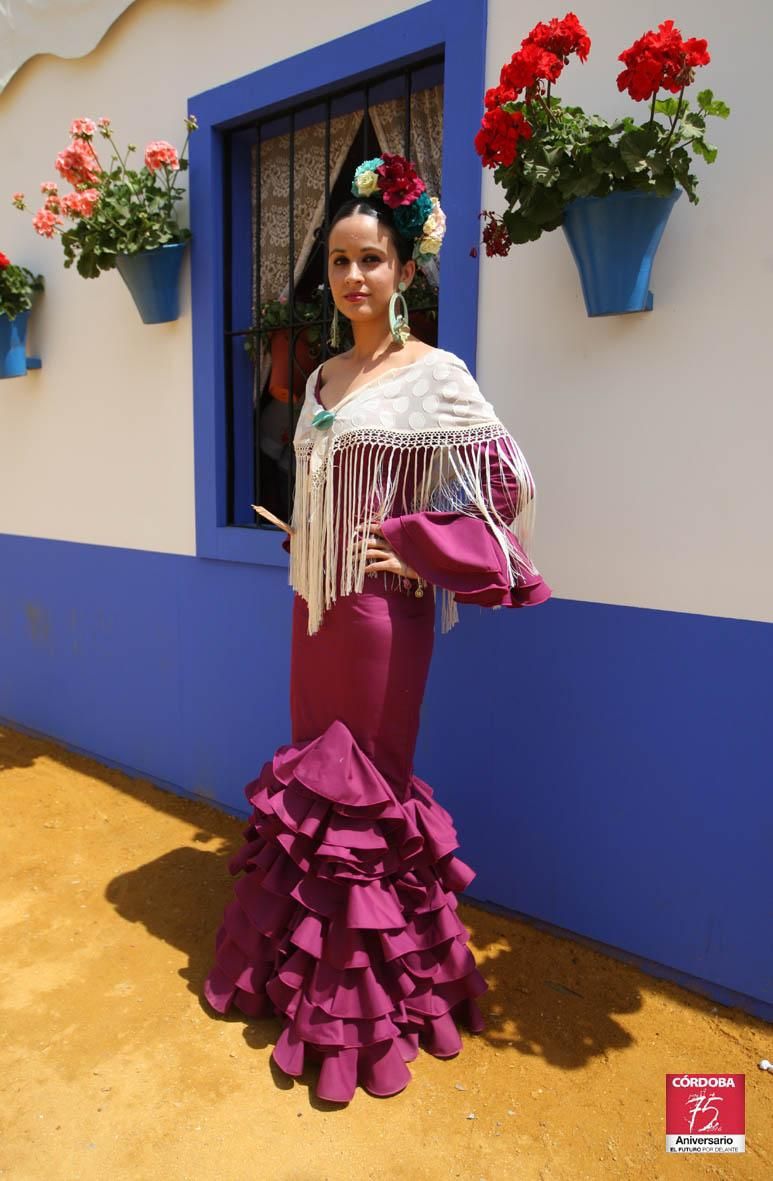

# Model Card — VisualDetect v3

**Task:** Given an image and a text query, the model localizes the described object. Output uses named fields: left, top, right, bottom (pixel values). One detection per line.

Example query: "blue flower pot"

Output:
left=562, top=188, right=682, bottom=316
left=0, top=308, right=41, bottom=378
left=115, top=240, right=188, bottom=324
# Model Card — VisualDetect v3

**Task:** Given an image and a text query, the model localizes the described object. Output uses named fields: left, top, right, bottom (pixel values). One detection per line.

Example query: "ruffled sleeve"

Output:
left=380, top=511, right=551, bottom=607
left=380, top=436, right=552, bottom=610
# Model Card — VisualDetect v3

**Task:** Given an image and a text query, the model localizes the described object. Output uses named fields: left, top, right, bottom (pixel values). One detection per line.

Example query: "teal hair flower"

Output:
left=393, top=192, right=433, bottom=239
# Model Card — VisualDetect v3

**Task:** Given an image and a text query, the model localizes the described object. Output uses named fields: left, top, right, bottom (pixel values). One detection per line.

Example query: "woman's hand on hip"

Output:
left=357, top=522, right=419, bottom=579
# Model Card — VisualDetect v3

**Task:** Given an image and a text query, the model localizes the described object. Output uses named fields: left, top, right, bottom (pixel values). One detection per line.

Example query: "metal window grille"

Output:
left=222, top=55, right=444, bottom=533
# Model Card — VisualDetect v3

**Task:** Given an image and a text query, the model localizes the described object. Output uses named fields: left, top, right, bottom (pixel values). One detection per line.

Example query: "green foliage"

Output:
left=0, top=262, right=44, bottom=320
left=61, top=157, right=192, bottom=279
left=495, top=87, right=730, bottom=244
left=13, top=118, right=197, bottom=279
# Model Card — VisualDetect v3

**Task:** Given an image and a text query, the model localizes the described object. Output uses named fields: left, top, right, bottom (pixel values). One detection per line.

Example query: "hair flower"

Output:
left=420, top=196, right=446, bottom=244
left=348, top=153, right=444, bottom=274
left=352, top=158, right=384, bottom=197
left=375, top=152, right=426, bottom=208
left=393, top=192, right=433, bottom=238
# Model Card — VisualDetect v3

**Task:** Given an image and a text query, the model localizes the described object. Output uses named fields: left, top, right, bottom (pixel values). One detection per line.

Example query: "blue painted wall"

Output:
left=1, top=531, right=770, bottom=1020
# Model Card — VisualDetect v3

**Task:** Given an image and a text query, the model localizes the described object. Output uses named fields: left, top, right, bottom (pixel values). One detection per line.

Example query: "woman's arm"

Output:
left=379, top=436, right=552, bottom=609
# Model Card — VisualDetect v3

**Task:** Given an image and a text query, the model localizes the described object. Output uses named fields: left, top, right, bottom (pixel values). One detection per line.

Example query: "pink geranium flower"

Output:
left=70, top=117, right=97, bottom=140
left=32, top=208, right=64, bottom=238
left=60, top=189, right=100, bottom=218
left=144, top=140, right=179, bottom=172
left=40, top=180, right=59, bottom=195
left=0, top=251, right=10, bottom=269
left=55, top=140, right=101, bottom=187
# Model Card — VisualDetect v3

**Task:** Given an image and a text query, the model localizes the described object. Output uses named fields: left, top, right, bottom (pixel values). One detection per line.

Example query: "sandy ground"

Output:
left=0, top=722, right=770, bottom=1181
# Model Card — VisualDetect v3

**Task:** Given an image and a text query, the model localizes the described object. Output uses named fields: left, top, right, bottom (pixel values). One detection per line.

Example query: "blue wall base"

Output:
left=4, top=706, right=769, bottom=1024
left=0, top=530, right=771, bottom=1020
left=468, top=897, right=773, bottom=1025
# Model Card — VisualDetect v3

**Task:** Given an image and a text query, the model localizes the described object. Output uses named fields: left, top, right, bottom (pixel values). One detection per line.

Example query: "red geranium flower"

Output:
left=474, top=107, right=533, bottom=169
left=484, top=82, right=519, bottom=111
left=479, top=210, right=513, bottom=257
left=525, top=12, right=591, bottom=63
left=617, top=20, right=710, bottom=102
left=0, top=251, right=10, bottom=269
left=501, top=41, right=564, bottom=96
left=375, top=152, right=426, bottom=208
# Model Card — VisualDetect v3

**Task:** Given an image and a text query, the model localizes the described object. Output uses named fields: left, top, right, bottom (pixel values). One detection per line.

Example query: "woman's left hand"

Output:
left=357, top=522, right=420, bottom=579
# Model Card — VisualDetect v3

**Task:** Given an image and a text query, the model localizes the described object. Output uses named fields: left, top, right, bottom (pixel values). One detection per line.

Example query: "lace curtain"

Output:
left=250, top=83, right=444, bottom=400
left=370, top=84, right=443, bottom=205
left=251, top=110, right=364, bottom=314
left=252, top=84, right=443, bottom=309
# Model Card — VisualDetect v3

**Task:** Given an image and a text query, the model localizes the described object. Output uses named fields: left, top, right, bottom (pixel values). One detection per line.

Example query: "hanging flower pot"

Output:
left=12, top=113, right=197, bottom=325
left=562, top=187, right=682, bottom=316
left=0, top=309, right=32, bottom=378
left=0, top=252, right=43, bottom=378
left=115, top=240, right=188, bottom=324
left=473, top=15, right=729, bottom=314
left=268, top=327, right=319, bottom=403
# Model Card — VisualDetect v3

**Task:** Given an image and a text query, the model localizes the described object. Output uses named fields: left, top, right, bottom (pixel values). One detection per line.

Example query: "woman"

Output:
left=203, top=154, right=551, bottom=1103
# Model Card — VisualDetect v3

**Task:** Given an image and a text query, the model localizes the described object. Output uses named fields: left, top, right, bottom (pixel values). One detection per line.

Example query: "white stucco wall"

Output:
left=480, top=1, right=772, bottom=623
left=0, top=0, right=415, bottom=557
left=0, top=0, right=769, bottom=624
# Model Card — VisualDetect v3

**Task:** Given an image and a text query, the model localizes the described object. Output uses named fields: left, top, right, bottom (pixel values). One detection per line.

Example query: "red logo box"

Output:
left=666, top=1074, right=745, bottom=1153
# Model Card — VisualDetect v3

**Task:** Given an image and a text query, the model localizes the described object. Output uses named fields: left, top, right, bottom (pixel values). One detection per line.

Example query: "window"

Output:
left=190, top=1, right=487, bottom=567
left=225, top=58, right=444, bottom=530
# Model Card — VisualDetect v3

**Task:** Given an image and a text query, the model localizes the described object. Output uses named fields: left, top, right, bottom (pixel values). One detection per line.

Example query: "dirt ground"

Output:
left=0, top=722, right=770, bottom=1181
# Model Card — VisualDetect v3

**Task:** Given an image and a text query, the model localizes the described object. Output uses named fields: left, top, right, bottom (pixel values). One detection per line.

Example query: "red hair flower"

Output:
left=617, top=20, right=710, bottom=102
left=375, top=152, right=426, bottom=208
left=525, top=12, right=591, bottom=63
left=474, top=107, right=533, bottom=169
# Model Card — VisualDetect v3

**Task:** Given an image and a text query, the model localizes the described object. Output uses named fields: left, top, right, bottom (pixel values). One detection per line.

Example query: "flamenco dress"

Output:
left=202, top=361, right=552, bottom=1102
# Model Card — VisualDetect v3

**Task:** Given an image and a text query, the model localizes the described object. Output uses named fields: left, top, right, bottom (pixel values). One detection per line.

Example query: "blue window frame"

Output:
left=188, top=0, right=488, bottom=567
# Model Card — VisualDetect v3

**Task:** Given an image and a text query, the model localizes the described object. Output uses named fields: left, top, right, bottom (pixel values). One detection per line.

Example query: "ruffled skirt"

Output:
left=203, top=585, right=487, bottom=1102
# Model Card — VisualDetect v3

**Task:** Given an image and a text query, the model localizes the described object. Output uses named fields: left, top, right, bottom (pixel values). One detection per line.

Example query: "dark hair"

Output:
left=328, top=197, right=414, bottom=267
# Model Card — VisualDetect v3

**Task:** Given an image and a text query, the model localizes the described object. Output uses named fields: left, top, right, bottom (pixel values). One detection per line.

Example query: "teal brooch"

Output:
left=312, top=408, right=336, bottom=430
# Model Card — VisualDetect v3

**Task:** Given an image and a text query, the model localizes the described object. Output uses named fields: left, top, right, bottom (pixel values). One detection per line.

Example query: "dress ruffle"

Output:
left=203, top=719, right=487, bottom=1102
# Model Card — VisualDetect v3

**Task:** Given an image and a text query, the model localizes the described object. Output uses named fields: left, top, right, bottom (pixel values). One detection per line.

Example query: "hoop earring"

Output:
left=328, top=303, right=340, bottom=350
left=388, top=280, right=410, bottom=348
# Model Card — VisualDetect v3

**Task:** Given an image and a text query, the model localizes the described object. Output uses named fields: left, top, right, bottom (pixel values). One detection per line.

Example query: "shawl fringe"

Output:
left=289, top=422, right=538, bottom=637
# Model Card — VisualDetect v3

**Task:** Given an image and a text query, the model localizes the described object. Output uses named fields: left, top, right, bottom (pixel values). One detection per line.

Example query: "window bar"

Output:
left=287, top=107, right=296, bottom=518
left=322, top=94, right=331, bottom=366
left=361, top=82, right=370, bottom=160
left=223, top=131, right=235, bottom=524
left=252, top=119, right=263, bottom=516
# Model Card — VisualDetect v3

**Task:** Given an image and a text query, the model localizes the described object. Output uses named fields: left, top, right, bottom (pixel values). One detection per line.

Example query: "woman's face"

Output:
left=327, top=212, right=415, bottom=323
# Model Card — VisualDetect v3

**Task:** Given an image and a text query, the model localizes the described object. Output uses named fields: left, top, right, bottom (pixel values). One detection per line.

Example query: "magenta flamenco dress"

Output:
left=203, top=361, right=552, bottom=1102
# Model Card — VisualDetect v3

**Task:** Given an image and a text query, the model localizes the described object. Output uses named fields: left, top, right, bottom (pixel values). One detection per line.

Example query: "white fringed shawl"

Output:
left=288, top=347, right=541, bottom=636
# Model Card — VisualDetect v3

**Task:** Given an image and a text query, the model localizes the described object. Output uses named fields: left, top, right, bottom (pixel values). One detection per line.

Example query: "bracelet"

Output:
left=403, top=574, right=426, bottom=598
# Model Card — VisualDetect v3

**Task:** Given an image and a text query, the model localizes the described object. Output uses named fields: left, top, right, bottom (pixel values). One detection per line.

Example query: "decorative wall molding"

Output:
left=0, top=0, right=140, bottom=92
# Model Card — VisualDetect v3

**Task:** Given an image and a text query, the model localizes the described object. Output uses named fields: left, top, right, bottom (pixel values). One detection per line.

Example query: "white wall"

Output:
left=0, top=0, right=770, bottom=625
left=0, top=0, right=415, bottom=556
left=480, top=1, right=773, bottom=622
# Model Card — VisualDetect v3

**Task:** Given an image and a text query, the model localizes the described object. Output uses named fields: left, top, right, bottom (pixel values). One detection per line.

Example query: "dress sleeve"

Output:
left=380, top=437, right=552, bottom=609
